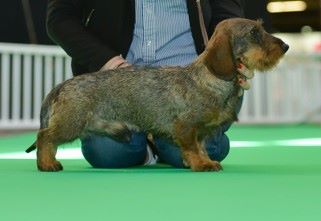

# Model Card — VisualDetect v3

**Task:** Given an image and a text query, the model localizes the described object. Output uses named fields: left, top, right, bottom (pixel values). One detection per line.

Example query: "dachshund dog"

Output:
left=26, top=18, right=288, bottom=172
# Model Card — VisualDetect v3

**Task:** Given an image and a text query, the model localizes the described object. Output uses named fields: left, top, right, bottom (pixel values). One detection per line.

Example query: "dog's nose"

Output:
left=281, top=43, right=289, bottom=53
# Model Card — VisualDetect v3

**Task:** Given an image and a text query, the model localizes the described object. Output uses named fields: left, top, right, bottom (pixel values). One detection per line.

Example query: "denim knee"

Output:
left=81, top=132, right=147, bottom=168
left=205, top=132, right=230, bottom=162
left=154, top=138, right=184, bottom=168
left=154, top=130, right=230, bottom=168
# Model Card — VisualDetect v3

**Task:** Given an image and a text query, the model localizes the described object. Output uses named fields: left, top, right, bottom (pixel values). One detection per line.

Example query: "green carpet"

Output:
left=0, top=125, right=320, bottom=221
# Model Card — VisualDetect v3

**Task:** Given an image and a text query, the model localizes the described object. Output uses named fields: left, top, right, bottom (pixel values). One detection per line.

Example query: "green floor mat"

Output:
left=0, top=124, right=320, bottom=221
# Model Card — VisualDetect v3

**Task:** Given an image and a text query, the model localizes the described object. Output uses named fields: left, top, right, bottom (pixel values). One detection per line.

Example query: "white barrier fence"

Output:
left=0, top=43, right=320, bottom=129
left=0, top=43, right=72, bottom=129
left=239, top=54, right=321, bottom=123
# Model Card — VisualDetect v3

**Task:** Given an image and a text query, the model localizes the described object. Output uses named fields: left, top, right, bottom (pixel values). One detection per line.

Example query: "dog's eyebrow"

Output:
left=256, top=19, right=264, bottom=25
left=241, top=21, right=264, bottom=35
left=238, top=24, right=255, bottom=34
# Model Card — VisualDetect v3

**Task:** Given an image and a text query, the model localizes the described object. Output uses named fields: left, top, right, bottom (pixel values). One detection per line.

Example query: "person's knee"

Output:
left=205, top=133, right=230, bottom=162
left=81, top=133, right=147, bottom=168
left=154, top=138, right=185, bottom=168
left=154, top=131, right=231, bottom=168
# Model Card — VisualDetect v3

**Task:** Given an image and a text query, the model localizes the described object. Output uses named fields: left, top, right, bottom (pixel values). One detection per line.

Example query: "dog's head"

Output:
left=201, top=18, right=289, bottom=81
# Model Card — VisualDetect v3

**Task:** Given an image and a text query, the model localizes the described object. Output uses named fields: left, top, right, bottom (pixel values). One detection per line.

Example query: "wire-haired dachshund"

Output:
left=26, top=18, right=288, bottom=172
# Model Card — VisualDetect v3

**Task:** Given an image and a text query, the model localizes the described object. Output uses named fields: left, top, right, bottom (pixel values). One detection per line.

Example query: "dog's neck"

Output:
left=193, top=53, right=238, bottom=82
left=189, top=61, right=239, bottom=95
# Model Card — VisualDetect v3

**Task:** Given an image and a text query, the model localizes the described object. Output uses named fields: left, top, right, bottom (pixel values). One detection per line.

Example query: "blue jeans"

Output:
left=81, top=127, right=230, bottom=168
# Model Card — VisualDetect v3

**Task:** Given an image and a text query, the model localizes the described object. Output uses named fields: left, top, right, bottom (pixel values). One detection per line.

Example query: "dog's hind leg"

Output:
left=36, top=112, right=84, bottom=171
left=36, top=128, right=64, bottom=171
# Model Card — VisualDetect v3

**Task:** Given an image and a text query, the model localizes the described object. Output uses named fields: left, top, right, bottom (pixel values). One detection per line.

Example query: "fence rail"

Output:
left=0, top=43, right=72, bottom=129
left=239, top=54, right=321, bottom=123
left=0, top=43, right=320, bottom=129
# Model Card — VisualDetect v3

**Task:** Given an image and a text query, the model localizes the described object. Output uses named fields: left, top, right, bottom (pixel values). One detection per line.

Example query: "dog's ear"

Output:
left=203, top=31, right=235, bottom=80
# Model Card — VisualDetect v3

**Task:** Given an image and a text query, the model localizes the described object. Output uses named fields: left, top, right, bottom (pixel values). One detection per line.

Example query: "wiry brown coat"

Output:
left=26, top=18, right=288, bottom=172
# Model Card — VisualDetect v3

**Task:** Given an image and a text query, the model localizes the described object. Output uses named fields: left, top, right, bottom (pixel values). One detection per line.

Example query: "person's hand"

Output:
left=237, top=63, right=254, bottom=96
left=100, top=55, right=131, bottom=71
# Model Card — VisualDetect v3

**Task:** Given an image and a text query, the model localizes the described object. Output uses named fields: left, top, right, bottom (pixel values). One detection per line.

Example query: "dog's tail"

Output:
left=25, top=141, right=36, bottom=153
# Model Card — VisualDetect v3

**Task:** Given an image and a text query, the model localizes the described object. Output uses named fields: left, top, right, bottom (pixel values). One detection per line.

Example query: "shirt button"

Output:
left=147, top=41, right=152, bottom=46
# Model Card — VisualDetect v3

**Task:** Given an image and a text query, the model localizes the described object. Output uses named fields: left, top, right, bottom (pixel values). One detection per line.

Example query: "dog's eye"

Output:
left=250, top=29, right=261, bottom=42
left=250, top=28, right=257, bottom=36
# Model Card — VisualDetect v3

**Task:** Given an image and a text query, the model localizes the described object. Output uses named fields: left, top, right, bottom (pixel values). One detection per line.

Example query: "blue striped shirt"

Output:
left=126, top=0, right=198, bottom=67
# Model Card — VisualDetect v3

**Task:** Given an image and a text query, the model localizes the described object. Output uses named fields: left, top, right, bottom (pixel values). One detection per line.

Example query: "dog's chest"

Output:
left=198, top=80, right=239, bottom=127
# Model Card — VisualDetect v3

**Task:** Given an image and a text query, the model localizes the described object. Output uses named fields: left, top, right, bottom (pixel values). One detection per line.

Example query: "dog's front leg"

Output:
left=174, top=121, right=222, bottom=172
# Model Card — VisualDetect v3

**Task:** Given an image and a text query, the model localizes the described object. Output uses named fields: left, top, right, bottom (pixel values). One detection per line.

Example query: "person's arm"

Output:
left=209, top=0, right=245, bottom=34
left=46, top=0, right=119, bottom=72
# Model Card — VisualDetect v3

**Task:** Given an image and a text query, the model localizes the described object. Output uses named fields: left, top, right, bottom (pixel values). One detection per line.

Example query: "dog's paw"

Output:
left=191, top=160, right=222, bottom=172
left=37, top=160, right=63, bottom=172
